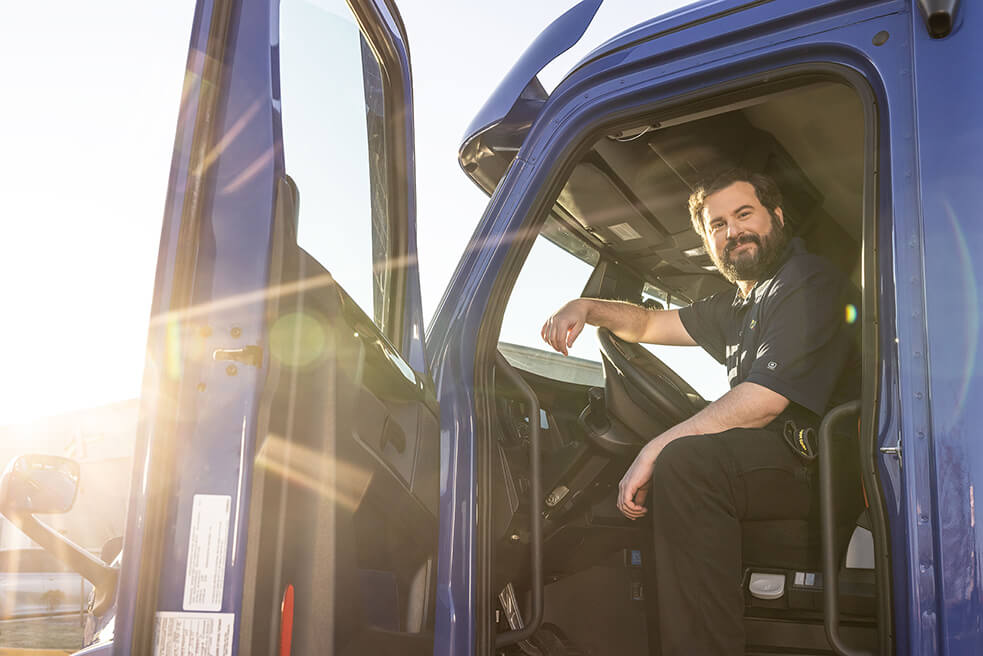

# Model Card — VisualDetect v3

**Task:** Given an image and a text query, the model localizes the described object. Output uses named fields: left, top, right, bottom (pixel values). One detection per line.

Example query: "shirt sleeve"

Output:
left=744, top=264, right=857, bottom=416
left=678, top=291, right=730, bottom=364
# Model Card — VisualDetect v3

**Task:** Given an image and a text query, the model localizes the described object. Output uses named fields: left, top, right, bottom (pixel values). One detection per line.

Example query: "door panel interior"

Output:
left=237, top=182, right=438, bottom=655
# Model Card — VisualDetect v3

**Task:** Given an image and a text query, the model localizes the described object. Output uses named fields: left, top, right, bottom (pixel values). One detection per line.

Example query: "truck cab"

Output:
left=3, top=0, right=979, bottom=654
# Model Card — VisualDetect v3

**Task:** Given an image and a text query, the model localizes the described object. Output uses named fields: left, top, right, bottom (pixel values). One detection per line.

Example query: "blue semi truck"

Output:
left=1, top=0, right=979, bottom=654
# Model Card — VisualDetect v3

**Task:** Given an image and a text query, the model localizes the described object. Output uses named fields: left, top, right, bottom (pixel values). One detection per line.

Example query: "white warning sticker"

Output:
left=183, top=494, right=232, bottom=611
left=153, top=611, right=235, bottom=656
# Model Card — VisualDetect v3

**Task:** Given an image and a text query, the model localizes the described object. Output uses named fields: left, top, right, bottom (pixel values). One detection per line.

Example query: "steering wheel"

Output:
left=596, top=328, right=706, bottom=438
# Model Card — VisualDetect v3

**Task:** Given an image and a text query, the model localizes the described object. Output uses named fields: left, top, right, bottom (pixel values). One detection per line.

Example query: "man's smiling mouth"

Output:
left=728, top=241, right=757, bottom=258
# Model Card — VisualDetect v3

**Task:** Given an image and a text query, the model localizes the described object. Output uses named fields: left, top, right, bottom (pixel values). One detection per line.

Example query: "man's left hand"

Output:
left=617, top=442, right=662, bottom=519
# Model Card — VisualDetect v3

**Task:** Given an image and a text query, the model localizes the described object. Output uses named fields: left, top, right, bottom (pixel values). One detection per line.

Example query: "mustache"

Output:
left=724, top=233, right=761, bottom=257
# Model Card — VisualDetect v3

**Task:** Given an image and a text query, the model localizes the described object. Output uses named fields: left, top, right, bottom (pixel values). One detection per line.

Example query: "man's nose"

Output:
left=726, top=222, right=743, bottom=240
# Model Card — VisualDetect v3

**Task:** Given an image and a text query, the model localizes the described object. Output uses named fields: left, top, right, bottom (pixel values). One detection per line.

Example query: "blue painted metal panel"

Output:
left=912, top=0, right=983, bottom=652
left=429, top=337, right=478, bottom=656
left=113, top=0, right=252, bottom=651
left=575, top=0, right=900, bottom=70
left=113, top=0, right=282, bottom=652
left=149, top=6, right=281, bottom=656
left=429, top=154, right=534, bottom=656
left=873, top=10, right=940, bottom=653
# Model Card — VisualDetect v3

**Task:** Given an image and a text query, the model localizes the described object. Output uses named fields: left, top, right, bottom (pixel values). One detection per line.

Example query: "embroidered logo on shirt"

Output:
left=767, top=361, right=778, bottom=370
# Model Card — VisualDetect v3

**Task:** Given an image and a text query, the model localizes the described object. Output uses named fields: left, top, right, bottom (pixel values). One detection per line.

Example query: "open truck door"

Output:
left=114, top=0, right=438, bottom=654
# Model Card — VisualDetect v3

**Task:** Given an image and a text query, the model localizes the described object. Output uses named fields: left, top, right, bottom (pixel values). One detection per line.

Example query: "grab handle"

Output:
left=819, top=400, right=871, bottom=656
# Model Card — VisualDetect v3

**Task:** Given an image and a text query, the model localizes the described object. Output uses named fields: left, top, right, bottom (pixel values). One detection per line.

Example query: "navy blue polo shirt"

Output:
left=678, top=238, right=860, bottom=427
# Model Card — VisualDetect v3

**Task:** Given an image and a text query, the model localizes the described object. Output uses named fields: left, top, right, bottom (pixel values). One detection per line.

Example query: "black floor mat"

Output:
left=541, top=554, right=649, bottom=656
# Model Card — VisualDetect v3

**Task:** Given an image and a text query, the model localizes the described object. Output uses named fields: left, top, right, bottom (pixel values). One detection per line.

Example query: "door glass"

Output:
left=280, top=0, right=392, bottom=331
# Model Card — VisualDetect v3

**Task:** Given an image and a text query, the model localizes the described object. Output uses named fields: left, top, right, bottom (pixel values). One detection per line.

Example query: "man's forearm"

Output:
left=581, top=299, right=654, bottom=342
left=578, top=298, right=695, bottom=346
left=542, top=297, right=695, bottom=355
left=645, top=382, right=789, bottom=453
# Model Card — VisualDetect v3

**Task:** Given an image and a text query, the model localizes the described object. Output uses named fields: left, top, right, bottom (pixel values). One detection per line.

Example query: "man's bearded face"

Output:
left=701, top=181, right=788, bottom=285
left=713, top=212, right=787, bottom=283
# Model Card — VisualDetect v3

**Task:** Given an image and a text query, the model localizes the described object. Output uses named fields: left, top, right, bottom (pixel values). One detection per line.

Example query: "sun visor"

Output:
left=556, top=161, right=668, bottom=251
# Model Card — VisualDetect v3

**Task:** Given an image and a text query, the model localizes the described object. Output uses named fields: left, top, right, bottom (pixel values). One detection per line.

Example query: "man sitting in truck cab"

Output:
left=541, top=168, right=860, bottom=655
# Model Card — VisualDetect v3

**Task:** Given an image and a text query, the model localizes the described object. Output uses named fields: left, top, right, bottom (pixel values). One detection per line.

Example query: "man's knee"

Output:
left=651, top=434, right=728, bottom=496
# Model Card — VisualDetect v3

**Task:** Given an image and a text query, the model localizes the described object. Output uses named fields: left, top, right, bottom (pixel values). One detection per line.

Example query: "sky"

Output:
left=0, top=0, right=716, bottom=427
left=401, top=0, right=694, bottom=318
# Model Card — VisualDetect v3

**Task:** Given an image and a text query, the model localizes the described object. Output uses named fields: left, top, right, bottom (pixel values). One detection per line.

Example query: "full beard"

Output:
left=712, top=215, right=788, bottom=285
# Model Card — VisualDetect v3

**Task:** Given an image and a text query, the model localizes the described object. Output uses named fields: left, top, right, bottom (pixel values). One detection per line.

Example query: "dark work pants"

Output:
left=647, top=428, right=813, bottom=656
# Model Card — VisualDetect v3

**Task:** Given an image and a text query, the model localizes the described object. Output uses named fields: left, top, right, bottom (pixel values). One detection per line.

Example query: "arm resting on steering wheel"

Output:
left=542, top=298, right=696, bottom=355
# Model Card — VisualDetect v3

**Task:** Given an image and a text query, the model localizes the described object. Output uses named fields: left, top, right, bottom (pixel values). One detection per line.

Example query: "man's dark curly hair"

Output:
left=688, top=168, right=784, bottom=242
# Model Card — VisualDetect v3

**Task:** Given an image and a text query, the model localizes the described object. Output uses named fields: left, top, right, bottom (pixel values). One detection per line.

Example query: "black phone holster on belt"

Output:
left=783, top=419, right=818, bottom=462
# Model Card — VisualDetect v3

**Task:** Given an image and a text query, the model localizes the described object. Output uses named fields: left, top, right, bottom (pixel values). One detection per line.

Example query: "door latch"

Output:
left=879, top=436, right=902, bottom=468
left=212, top=345, right=263, bottom=368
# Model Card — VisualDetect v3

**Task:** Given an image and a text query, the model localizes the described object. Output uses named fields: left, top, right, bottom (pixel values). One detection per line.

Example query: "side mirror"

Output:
left=0, top=454, right=118, bottom=616
left=0, top=454, right=80, bottom=514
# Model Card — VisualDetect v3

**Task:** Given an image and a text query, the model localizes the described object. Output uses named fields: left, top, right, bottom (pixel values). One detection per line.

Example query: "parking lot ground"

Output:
left=0, top=616, right=82, bottom=653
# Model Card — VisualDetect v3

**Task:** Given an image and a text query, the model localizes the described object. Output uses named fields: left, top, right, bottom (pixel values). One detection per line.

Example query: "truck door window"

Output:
left=280, top=0, right=391, bottom=331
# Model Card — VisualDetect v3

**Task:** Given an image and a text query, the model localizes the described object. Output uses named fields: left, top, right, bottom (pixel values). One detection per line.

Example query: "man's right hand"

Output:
left=541, top=299, right=590, bottom=356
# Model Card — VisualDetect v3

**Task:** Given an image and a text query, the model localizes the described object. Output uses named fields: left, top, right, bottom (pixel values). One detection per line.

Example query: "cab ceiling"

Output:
left=550, top=81, right=865, bottom=302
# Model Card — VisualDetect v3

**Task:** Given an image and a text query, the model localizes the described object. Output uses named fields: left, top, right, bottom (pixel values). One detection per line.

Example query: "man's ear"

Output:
left=774, top=207, right=785, bottom=226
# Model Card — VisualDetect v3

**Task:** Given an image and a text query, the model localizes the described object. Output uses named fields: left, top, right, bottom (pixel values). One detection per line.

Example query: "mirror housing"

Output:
left=0, top=454, right=80, bottom=514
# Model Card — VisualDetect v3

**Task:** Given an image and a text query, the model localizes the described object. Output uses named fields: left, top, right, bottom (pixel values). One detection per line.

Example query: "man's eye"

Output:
left=709, top=223, right=724, bottom=232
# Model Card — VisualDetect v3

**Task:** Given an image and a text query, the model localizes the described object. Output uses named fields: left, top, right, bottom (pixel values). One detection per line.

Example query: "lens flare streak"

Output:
left=255, top=434, right=370, bottom=514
